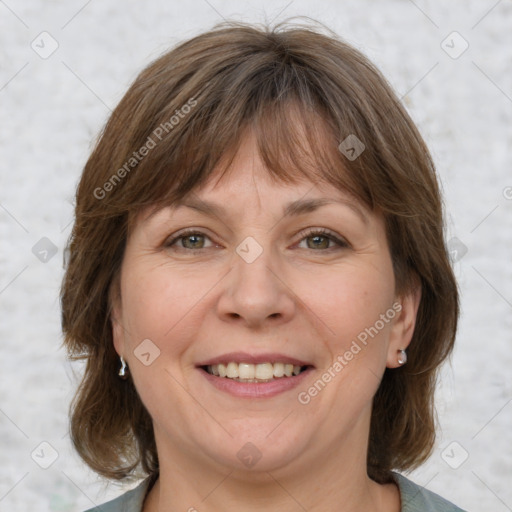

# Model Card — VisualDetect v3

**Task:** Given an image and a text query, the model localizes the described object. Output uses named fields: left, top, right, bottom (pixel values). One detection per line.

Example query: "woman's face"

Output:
left=112, top=132, right=419, bottom=477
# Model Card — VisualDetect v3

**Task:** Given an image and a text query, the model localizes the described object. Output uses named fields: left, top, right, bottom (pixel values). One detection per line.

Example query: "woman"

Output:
left=61, top=19, right=464, bottom=511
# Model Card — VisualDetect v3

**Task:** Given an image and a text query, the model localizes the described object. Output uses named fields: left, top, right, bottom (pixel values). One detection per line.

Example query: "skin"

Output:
left=112, top=131, right=421, bottom=512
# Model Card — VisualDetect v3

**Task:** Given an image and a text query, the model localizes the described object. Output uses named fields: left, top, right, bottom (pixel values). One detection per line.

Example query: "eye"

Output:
left=296, top=228, right=349, bottom=250
left=165, top=229, right=215, bottom=250
left=164, top=228, right=349, bottom=252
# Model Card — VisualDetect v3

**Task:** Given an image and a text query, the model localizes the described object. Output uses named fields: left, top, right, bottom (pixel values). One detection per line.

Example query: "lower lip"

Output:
left=199, top=367, right=313, bottom=398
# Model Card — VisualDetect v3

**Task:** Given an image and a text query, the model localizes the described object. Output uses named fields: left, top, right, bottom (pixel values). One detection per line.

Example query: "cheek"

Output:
left=118, top=263, right=205, bottom=354
left=117, top=265, right=209, bottom=410
left=295, top=263, right=396, bottom=419
left=296, top=259, right=396, bottom=358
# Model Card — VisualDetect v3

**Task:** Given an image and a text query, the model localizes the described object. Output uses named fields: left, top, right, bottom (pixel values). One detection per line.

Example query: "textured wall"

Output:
left=1, top=1, right=511, bottom=510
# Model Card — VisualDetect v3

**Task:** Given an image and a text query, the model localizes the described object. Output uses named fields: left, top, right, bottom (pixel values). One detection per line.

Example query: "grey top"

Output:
left=84, top=472, right=466, bottom=511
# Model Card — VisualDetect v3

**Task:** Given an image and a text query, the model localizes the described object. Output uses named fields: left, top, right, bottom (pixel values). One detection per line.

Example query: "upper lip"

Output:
left=196, top=352, right=314, bottom=367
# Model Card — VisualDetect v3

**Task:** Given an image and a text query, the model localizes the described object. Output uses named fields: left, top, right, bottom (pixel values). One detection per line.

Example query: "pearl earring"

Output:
left=118, top=356, right=129, bottom=379
left=397, top=349, right=407, bottom=365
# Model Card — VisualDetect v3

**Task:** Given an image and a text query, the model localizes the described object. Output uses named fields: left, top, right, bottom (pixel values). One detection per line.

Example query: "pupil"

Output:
left=186, top=235, right=202, bottom=248
left=310, top=235, right=328, bottom=249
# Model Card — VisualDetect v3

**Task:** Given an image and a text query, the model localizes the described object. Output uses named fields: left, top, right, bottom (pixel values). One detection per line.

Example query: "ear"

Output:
left=386, top=281, right=422, bottom=368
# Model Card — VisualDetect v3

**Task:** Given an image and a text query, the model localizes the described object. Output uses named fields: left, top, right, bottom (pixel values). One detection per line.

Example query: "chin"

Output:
left=196, top=423, right=309, bottom=475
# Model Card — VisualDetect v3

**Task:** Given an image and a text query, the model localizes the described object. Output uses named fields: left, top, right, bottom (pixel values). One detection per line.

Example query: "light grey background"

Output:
left=1, top=1, right=511, bottom=510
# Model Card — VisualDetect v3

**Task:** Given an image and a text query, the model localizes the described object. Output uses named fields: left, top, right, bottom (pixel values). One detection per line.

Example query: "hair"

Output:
left=61, top=18, right=459, bottom=485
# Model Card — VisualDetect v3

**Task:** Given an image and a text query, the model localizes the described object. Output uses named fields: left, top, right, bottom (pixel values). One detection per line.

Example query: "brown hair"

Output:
left=61, top=19, right=459, bottom=484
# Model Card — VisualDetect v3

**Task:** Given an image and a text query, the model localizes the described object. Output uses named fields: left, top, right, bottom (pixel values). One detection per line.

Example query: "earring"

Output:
left=118, top=356, right=129, bottom=379
left=397, top=349, right=407, bottom=365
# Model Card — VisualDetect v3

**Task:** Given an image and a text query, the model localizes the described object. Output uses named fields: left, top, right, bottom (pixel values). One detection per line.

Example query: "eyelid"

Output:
left=295, top=227, right=350, bottom=249
left=164, top=227, right=350, bottom=250
left=164, top=228, right=218, bottom=248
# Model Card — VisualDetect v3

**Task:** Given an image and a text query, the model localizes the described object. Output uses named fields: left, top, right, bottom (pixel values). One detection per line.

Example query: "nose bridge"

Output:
left=216, top=234, right=295, bottom=326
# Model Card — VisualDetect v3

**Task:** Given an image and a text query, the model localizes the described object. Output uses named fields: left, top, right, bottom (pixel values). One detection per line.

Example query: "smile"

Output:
left=204, top=362, right=308, bottom=382
left=197, top=352, right=314, bottom=397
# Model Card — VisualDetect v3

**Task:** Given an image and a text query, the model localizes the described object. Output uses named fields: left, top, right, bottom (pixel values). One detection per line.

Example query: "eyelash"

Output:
left=165, top=227, right=349, bottom=252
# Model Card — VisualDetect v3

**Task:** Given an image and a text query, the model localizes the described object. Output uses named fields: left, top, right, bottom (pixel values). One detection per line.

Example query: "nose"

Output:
left=216, top=243, right=296, bottom=329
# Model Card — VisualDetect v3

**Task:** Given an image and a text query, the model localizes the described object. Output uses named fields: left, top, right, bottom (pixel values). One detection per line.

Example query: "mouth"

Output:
left=201, top=362, right=311, bottom=383
left=196, top=352, right=314, bottom=398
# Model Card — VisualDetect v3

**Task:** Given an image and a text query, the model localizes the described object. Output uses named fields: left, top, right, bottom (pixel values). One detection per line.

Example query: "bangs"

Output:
left=112, top=58, right=374, bottom=227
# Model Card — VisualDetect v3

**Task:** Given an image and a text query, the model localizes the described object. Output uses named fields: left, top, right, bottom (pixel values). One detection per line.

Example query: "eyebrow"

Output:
left=174, top=197, right=369, bottom=225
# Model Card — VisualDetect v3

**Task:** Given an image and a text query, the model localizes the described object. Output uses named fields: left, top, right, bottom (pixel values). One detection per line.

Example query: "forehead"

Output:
left=199, top=131, right=322, bottom=194
left=139, top=132, right=371, bottom=228
left=206, top=145, right=365, bottom=210
left=130, top=105, right=375, bottom=231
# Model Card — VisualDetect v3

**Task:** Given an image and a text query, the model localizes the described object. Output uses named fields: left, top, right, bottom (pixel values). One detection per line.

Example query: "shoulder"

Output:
left=83, top=473, right=467, bottom=512
left=393, top=473, right=467, bottom=512
left=83, top=478, right=151, bottom=512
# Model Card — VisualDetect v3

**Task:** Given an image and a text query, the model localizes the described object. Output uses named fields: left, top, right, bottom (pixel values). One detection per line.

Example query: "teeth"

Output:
left=226, top=362, right=238, bottom=378
left=238, top=363, right=255, bottom=379
left=206, top=362, right=306, bottom=381
left=255, top=363, right=274, bottom=380
left=273, top=362, right=285, bottom=377
left=218, top=363, right=227, bottom=377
